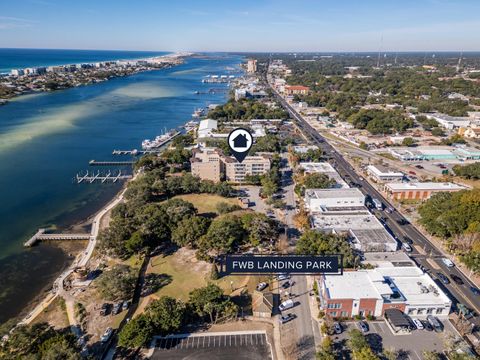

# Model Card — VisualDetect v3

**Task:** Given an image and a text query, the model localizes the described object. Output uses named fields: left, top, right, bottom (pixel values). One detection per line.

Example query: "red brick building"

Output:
left=284, top=85, right=310, bottom=95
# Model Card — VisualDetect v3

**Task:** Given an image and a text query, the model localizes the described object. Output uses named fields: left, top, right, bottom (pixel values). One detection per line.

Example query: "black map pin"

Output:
left=228, top=128, right=253, bottom=163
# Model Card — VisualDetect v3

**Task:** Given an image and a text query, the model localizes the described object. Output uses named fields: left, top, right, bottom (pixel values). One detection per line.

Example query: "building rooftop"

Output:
left=385, top=182, right=466, bottom=191
left=198, top=119, right=218, bottom=131
left=305, top=188, right=364, bottom=200
left=323, top=267, right=451, bottom=305
left=299, top=162, right=349, bottom=188
left=349, top=228, right=398, bottom=252
left=367, top=165, right=404, bottom=177
left=311, top=212, right=383, bottom=231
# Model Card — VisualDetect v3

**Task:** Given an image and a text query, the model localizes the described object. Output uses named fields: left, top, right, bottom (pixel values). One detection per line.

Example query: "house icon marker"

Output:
left=232, top=133, right=249, bottom=148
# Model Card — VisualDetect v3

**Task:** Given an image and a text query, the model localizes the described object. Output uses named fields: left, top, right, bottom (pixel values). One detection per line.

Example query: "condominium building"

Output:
left=247, top=59, right=257, bottom=73
left=224, top=155, right=271, bottom=182
left=190, top=147, right=225, bottom=182
left=190, top=148, right=270, bottom=183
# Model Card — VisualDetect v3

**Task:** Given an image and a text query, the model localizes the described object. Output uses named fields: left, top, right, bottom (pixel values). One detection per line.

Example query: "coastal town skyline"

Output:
left=1, top=0, right=480, bottom=52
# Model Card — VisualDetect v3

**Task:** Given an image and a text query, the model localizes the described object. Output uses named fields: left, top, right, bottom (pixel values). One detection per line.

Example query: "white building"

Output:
left=319, top=266, right=451, bottom=319
left=366, top=165, right=404, bottom=183
left=299, top=162, right=349, bottom=188
left=426, top=113, right=471, bottom=130
left=197, top=119, right=218, bottom=138
left=384, top=182, right=467, bottom=200
left=305, top=188, right=365, bottom=212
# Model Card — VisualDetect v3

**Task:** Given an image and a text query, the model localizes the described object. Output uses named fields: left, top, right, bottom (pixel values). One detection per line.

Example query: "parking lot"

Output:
left=151, top=331, right=273, bottom=360
left=333, top=320, right=455, bottom=360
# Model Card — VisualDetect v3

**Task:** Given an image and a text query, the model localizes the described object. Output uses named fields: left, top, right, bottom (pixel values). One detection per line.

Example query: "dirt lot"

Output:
left=31, top=297, right=69, bottom=330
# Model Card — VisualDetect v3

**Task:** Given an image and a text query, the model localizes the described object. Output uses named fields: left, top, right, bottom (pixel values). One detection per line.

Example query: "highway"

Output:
left=267, top=74, right=480, bottom=334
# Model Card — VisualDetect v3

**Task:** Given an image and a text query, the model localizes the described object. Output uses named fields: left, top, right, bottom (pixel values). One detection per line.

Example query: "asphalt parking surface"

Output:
left=333, top=320, right=454, bottom=360
left=151, top=332, right=273, bottom=360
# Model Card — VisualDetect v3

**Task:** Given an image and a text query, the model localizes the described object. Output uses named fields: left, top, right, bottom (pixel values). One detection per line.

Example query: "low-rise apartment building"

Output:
left=318, top=266, right=451, bottom=319
left=384, top=182, right=467, bottom=200
left=284, top=85, right=310, bottom=95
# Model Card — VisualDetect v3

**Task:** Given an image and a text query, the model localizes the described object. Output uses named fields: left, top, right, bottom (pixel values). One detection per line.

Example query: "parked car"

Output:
left=277, top=273, right=290, bottom=281
left=402, top=243, right=412, bottom=252
left=359, top=321, right=369, bottom=333
left=100, top=327, right=113, bottom=343
left=100, top=303, right=110, bottom=316
left=409, top=171, right=416, bottom=175
left=450, top=274, right=464, bottom=285
left=437, top=272, right=450, bottom=284
left=403, top=236, right=413, bottom=245
left=279, top=299, right=294, bottom=312
left=415, top=165, right=424, bottom=169
left=280, top=313, right=296, bottom=324
left=441, top=258, right=454, bottom=267
left=112, top=302, right=122, bottom=315
left=122, top=301, right=129, bottom=311
left=426, top=315, right=444, bottom=333
left=282, top=281, right=292, bottom=289
left=412, top=318, right=424, bottom=330
left=422, top=320, right=433, bottom=331
left=333, top=322, right=342, bottom=334
left=256, top=282, right=268, bottom=291
left=470, top=286, right=480, bottom=296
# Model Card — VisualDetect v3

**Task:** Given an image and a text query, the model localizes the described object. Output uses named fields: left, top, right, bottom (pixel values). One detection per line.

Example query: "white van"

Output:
left=402, top=243, right=412, bottom=252
left=279, top=299, right=294, bottom=312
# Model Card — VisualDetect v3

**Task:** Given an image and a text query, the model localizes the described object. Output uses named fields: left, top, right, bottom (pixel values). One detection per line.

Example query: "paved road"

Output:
left=267, top=72, right=480, bottom=334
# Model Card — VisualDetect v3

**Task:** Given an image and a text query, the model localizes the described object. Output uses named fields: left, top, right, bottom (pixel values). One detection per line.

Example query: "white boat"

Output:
left=141, top=130, right=180, bottom=150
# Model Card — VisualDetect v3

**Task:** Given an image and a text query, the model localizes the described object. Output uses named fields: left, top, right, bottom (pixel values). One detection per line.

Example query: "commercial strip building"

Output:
left=190, top=147, right=270, bottom=183
left=383, top=182, right=467, bottom=200
left=388, top=146, right=480, bottom=161
left=283, top=85, right=310, bottom=96
left=304, top=188, right=365, bottom=212
left=366, top=165, right=404, bottom=183
left=298, top=162, right=349, bottom=188
left=318, top=266, right=451, bottom=319
left=425, top=113, right=471, bottom=130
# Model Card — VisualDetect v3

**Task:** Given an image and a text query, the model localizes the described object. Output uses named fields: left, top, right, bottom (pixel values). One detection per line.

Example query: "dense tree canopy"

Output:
left=296, top=230, right=356, bottom=267
left=208, top=98, right=287, bottom=121
left=96, top=264, right=137, bottom=301
left=453, top=162, right=480, bottom=180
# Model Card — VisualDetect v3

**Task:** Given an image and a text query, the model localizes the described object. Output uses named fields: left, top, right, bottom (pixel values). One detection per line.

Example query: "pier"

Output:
left=89, top=160, right=135, bottom=166
left=112, top=149, right=162, bottom=155
left=76, top=170, right=132, bottom=184
left=24, top=228, right=91, bottom=247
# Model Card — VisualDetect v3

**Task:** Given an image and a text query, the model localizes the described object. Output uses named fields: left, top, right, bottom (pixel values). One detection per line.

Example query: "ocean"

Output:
left=0, top=49, right=243, bottom=323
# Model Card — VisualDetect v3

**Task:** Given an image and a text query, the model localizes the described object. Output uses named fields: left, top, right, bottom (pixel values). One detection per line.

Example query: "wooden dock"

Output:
left=24, top=228, right=91, bottom=247
left=76, top=171, right=132, bottom=184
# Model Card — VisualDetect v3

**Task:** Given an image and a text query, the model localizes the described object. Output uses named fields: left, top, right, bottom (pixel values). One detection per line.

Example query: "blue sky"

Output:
left=0, top=0, right=479, bottom=51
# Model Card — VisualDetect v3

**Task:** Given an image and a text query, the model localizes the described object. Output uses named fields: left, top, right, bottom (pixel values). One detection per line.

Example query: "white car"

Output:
left=279, top=299, right=294, bottom=311
left=441, top=258, right=454, bottom=267
left=100, top=327, right=113, bottom=343
left=412, top=318, right=424, bottom=330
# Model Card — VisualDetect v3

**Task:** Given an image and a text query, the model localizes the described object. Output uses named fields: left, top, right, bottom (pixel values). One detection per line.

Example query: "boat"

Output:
left=192, top=107, right=205, bottom=118
left=141, top=130, right=181, bottom=150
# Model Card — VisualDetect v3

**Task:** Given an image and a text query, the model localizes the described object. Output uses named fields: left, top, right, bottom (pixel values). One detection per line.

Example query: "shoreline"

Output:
left=0, top=52, right=193, bottom=105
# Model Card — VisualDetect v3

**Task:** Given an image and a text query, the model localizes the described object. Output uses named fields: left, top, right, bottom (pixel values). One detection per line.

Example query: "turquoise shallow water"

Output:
left=0, top=52, right=243, bottom=323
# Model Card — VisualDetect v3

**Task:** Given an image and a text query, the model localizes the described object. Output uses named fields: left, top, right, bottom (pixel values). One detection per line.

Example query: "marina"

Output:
left=89, top=160, right=135, bottom=166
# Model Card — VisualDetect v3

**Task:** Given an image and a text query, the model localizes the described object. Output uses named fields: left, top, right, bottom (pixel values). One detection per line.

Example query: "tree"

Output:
left=296, top=230, right=356, bottom=267
left=171, top=216, right=211, bottom=248
left=0, top=323, right=79, bottom=359
left=188, top=284, right=237, bottom=323
left=402, top=137, right=416, bottom=147
left=125, top=231, right=146, bottom=254
left=316, top=336, right=336, bottom=360
left=146, top=296, right=185, bottom=335
left=199, top=215, right=246, bottom=254
left=422, top=351, right=441, bottom=360
left=295, top=173, right=336, bottom=196
left=240, top=212, right=278, bottom=246
left=96, top=265, right=137, bottom=301
left=353, top=346, right=380, bottom=360
left=118, top=314, right=154, bottom=349
left=216, top=202, right=240, bottom=214
left=431, top=127, right=445, bottom=137
left=347, top=329, right=368, bottom=353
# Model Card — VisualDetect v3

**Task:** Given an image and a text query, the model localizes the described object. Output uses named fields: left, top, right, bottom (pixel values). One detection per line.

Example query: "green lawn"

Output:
left=173, top=194, right=239, bottom=215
